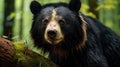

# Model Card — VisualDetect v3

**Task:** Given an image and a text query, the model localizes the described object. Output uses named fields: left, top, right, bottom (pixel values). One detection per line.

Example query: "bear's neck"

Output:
left=49, top=46, right=69, bottom=59
left=49, top=45, right=83, bottom=63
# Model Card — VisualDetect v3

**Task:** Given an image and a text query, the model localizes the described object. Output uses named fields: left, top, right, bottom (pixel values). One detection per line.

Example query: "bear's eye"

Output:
left=58, top=19, right=66, bottom=25
left=42, top=18, right=49, bottom=25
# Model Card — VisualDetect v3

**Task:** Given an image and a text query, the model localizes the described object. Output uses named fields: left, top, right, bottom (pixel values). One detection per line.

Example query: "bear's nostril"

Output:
left=47, top=30, right=57, bottom=39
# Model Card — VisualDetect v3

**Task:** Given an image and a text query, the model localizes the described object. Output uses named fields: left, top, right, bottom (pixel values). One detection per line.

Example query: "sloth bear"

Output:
left=30, top=0, right=120, bottom=67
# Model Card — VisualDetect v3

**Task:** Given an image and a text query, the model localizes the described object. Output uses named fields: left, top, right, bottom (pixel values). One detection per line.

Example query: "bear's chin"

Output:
left=45, top=38, right=64, bottom=46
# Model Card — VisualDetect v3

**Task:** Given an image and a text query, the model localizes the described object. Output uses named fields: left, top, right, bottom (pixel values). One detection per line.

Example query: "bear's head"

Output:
left=30, top=0, right=87, bottom=54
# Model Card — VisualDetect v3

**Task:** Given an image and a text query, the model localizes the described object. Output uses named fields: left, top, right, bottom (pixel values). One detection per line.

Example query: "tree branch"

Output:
left=0, top=37, right=58, bottom=67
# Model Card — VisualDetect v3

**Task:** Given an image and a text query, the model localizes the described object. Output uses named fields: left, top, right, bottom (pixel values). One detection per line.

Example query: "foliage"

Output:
left=97, top=0, right=117, bottom=10
left=0, top=0, right=3, bottom=35
left=0, top=0, right=120, bottom=53
left=81, top=4, right=96, bottom=18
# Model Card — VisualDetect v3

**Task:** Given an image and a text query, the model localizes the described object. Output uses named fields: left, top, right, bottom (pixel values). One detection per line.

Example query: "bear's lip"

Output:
left=46, top=37, right=64, bottom=45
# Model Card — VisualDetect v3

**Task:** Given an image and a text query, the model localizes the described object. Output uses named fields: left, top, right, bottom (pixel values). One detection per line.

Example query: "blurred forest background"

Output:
left=0, top=0, right=120, bottom=48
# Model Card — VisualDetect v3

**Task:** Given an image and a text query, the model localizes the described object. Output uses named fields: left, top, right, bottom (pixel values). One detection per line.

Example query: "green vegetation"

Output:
left=0, top=0, right=120, bottom=50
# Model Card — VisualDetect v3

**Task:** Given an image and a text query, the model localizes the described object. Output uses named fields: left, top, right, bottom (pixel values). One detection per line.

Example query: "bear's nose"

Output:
left=47, top=30, right=57, bottom=39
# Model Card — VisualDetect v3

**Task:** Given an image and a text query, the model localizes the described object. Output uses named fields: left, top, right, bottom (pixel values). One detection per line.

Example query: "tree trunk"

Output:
left=88, top=0, right=99, bottom=18
left=19, top=0, right=24, bottom=40
left=0, top=37, right=15, bottom=67
left=3, top=0, right=15, bottom=40
left=117, top=1, right=120, bottom=35
left=0, top=37, right=58, bottom=67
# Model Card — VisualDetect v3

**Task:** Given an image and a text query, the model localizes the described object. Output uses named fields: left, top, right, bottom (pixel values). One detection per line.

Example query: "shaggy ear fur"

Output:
left=68, top=0, right=81, bottom=12
left=30, top=1, right=41, bottom=15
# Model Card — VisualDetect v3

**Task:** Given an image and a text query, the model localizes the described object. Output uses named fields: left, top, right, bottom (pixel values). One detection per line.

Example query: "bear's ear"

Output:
left=68, top=0, right=81, bottom=12
left=30, top=1, right=41, bottom=15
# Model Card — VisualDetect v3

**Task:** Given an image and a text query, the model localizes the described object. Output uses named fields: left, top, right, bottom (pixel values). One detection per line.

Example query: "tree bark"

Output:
left=0, top=37, right=15, bottom=67
left=0, top=37, right=58, bottom=67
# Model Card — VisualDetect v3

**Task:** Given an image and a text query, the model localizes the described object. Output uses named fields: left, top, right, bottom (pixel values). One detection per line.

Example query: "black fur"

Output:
left=30, top=0, right=120, bottom=67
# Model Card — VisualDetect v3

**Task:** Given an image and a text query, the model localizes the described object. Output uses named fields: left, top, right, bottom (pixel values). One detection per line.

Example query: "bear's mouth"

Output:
left=45, top=37, right=64, bottom=45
